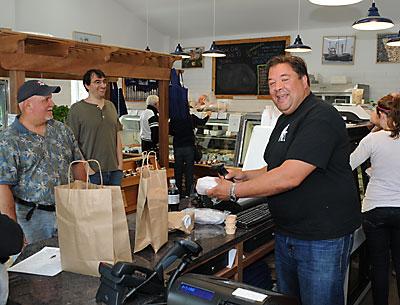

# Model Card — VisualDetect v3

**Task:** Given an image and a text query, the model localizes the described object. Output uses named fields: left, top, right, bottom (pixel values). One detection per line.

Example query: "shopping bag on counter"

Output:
left=134, top=151, right=168, bottom=253
left=55, top=160, right=132, bottom=277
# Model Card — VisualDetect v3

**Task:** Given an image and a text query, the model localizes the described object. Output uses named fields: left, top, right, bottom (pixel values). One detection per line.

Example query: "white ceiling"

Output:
left=113, top=0, right=399, bottom=40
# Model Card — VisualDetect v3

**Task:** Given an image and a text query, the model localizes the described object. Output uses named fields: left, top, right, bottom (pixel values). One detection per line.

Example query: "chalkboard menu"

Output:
left=213, top=36, right=289, bottom=96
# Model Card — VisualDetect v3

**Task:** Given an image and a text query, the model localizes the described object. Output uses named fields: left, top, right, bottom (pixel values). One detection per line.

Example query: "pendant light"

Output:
left=387, top=30, right=400, bottom=47
left=352, top=1, right=394, bottom=31
left=171, top=0, right=190, bottom=59
left=285, top=0, right=312, bottom=53
left=145, top=0, right=150, bottom=51
left=308, top=0, right=363, bottom=5
left=202, top=0, right=226, bottom=58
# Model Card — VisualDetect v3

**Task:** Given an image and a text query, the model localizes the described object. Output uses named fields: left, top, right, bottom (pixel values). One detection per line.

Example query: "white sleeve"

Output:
left=349, top=133, right=373, bottom=170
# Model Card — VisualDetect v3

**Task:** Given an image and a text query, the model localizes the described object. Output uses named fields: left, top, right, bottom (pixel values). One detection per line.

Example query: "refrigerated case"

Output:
left=195, top=115, right=238, bottom=166
left=0, top=80, right=8, bottom=131
left=119, top=110, right=142, bottom=152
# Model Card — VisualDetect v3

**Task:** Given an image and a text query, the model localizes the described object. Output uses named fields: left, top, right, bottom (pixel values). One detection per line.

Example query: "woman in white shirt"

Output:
left=350, top=93, right=400, bottom=305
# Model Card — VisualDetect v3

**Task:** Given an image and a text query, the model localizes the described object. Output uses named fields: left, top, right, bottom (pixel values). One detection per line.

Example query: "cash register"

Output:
left=96, top=239, right=299, bottom=305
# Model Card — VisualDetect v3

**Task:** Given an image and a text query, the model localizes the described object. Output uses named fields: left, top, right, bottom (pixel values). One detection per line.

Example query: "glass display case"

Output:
left=195, top=115, right=238, bottom=166
left=234, top=114, right=261, bottom=167
left=0, top=80, right=8, bottom=131
left=119, top=110, right=143, bottom=153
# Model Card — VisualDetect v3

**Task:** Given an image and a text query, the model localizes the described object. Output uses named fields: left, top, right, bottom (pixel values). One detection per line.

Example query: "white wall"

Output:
left=176, top=25, right=400, bottom=108
left=0, top=0, right=15, bottom=29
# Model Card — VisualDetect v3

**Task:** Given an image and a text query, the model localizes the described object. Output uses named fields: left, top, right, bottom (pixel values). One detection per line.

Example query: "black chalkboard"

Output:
left=213, top=36, right=289, bottom=96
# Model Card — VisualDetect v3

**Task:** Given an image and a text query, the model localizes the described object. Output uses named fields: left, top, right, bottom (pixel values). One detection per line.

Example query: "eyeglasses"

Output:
left=376, top=105, right=391, bottom=115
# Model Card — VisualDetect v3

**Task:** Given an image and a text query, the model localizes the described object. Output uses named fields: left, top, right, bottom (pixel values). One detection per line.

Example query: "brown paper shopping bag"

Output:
left=55, top=160, right=132, bottom=277
left=134, top=152, right=168, bottom=253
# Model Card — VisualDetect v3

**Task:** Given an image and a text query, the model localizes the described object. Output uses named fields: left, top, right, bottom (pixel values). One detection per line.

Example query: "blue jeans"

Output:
left=275, top=232, right=353, bottom=305
left=15, top=204, right=56, bottom=244
left=362, top=207, right=400, bottom=305
left=174, top=146, right=195, bottom=197
left=89, top=170, right=123, bottom=186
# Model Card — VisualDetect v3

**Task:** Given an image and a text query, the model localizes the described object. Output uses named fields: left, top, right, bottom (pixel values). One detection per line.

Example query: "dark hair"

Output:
left=377, top=94, right=400, bottom=138
left=82, top=69, right=106, bottom=92
left=266, top=55, right=310, bottom=86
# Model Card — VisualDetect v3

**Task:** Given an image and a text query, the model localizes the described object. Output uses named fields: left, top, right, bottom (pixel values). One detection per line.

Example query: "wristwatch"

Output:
left=229, top=183, right=237, bottom=202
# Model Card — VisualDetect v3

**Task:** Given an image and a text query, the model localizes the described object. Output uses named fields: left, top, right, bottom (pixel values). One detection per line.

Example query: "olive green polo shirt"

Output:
left=66, top=100, right=122, bottom=172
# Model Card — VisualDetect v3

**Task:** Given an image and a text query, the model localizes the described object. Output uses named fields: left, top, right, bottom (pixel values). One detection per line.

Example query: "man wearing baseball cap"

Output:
left=0, top=80, right=86, bottom=244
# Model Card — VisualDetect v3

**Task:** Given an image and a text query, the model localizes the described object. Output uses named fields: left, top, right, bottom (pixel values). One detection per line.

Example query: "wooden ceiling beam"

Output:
left=25, top=41, right=75, bottom=57
left=0, top=33, right=27, bottom=53
left=0, top=53, right=172, bottom=80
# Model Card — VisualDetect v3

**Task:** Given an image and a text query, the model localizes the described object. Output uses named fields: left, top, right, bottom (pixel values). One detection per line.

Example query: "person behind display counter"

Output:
left=170, top=110, right=211, bottom=197
left=0, top=80, right=86, bottom=245
left=208, top=55, right=361, bottom=305
left=140, top=95, right=159, bottom=153
left=350, top=93, right=400, bottom=305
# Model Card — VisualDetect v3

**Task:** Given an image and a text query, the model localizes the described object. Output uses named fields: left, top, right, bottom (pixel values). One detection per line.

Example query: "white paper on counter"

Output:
left=227, top=249, right=237, bottom=268
left=8, top=247, right=62, bottom=276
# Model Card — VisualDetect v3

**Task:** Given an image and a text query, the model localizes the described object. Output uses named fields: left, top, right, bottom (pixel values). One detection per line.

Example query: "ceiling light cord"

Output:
left=213, top=0, right=216, bottom=41
left=297, top=0, right=301, bottom=35
left=146, top=0, right=149, bottom=48
left=178, top=0, right=181, bottom=42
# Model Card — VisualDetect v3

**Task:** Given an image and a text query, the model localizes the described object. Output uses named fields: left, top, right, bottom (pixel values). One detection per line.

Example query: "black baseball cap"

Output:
left=17, top=80, right=61, bottom=103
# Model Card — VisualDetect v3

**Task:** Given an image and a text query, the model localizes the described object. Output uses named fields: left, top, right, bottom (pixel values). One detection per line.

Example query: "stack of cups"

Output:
left=225, top=215, right=237, bottom=235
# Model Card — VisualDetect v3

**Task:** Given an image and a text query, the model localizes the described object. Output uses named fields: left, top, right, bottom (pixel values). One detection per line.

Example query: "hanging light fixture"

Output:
left=308, top=0, right=363, bottom=5
left=387, top=30, right=400, bottom=47
left=352, top=1, right=394, bottom=31
left=202, top=0, right=226, bottom=58
left=145, top=0, right=150, bottom=51
left=285, top=0, right=312, bottom=53
left=171, top=0, right=190, bottom=59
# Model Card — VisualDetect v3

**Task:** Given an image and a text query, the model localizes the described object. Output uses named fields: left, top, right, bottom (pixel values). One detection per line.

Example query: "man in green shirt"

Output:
left=67, top=69, right=124, bottom=186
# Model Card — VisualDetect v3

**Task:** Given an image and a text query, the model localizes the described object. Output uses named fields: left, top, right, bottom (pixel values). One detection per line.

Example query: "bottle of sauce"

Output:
left=168, top=179, right=180, bottom=211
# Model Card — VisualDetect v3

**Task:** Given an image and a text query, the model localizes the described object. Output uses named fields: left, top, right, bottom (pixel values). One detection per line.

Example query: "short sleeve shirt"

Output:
left=264, top=94, right=361, bottom=240
left=0, top=117, right=83, bottom=205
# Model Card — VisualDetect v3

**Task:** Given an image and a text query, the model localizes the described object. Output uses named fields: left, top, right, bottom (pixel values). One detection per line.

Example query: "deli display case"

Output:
left=195, top=114, right=238, bottom=166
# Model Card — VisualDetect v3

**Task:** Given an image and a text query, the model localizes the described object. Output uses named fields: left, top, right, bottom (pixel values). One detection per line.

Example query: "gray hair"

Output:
left=146, top=95, right=159, bottom=106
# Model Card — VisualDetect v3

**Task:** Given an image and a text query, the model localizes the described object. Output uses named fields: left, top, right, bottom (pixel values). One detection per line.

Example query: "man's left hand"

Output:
left=207, top=177, right=232, bottom=201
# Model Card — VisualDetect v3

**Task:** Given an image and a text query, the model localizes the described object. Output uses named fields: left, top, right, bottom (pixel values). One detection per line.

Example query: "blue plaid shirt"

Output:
left=0, top=117, right=83, bottom=205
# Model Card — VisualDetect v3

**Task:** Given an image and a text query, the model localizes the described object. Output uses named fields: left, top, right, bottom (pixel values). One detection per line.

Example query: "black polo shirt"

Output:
left=264, top=94, right=361, bottom=240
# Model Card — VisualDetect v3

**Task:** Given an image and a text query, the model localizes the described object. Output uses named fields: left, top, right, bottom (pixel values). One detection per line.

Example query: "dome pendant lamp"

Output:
left=387, top=30, right=400, bottom=47
left=171, top=0, right=190, bottom=59
left=285, top=0, right=312, bottom=53
left=308, top=0, right=363, bottom=5
left=352, top=1, right=394, bottom=31
left=203, top=0, right=226, bottom=58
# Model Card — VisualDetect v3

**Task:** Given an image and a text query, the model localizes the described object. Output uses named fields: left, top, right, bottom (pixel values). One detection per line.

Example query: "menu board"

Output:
left=213, top=36, right=289, bottom=96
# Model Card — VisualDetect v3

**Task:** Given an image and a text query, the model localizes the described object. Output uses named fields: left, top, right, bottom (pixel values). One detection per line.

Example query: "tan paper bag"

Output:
left=55, top=160, right=132, bottom=277
left=168, top=211, right=195, bottom=234
left=134, top=152, right=168, bottom=253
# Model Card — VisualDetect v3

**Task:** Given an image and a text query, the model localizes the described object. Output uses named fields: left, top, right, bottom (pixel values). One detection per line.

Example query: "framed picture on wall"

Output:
left=377, top=33, right=400, bottom=63
left=72, top=31, right=101, bottom=43
left=322, top=36, right=355, bottom=65
left=181, top=47, right=204, bottom=69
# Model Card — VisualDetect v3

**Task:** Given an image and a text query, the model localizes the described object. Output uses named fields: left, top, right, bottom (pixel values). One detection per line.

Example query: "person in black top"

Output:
left=208, top=55, right=361, bottom=305
left=0, top=212, right=24, bottom=305
left=170, top=111, right=211, bottom=197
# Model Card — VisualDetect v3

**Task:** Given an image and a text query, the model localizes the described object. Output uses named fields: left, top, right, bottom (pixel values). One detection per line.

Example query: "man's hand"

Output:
left=225, top=168, right=247, bottom=182
left=207, top=177, right=232, bottom=201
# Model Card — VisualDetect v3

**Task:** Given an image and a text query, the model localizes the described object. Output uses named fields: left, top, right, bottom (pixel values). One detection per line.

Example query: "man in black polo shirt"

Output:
left=208, top=55, right=361, bottom=305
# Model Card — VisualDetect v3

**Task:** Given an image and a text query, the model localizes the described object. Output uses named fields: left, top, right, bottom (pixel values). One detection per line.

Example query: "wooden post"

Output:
left=158, top=79, right=169, bottom=168
left=9, top=70, right=25, bottom=114
left=8, top=40, right=25, bottom=114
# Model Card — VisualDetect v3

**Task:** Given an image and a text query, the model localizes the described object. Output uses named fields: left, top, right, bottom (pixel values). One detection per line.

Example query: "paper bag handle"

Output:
left=146, top=151, right=159, bottom=170
left=68, top=159, right=103, bottom=188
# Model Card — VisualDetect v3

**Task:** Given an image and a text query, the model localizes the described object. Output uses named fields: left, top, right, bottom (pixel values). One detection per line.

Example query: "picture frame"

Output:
left=322, top=36, right=355, bottom=65
left=376, top=33, right=400, bottom=63
left=181, top=47, right=204, bottom=69
left=72, top=31, right=101, bottom=43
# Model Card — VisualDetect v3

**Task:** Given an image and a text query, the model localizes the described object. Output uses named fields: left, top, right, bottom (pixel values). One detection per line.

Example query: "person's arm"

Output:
left=71, top=163, right=87, bottom=181
left=349, top=135, right=372, bottom=170
left=149, top=116, right=159, bottom=145
left=116, top=131, right=123, bottom=170
left=225, top=166, right=267, bottom=182
left=208, top=160, right=315, bottom=200
left=0, top=185, right=17, bottom=221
